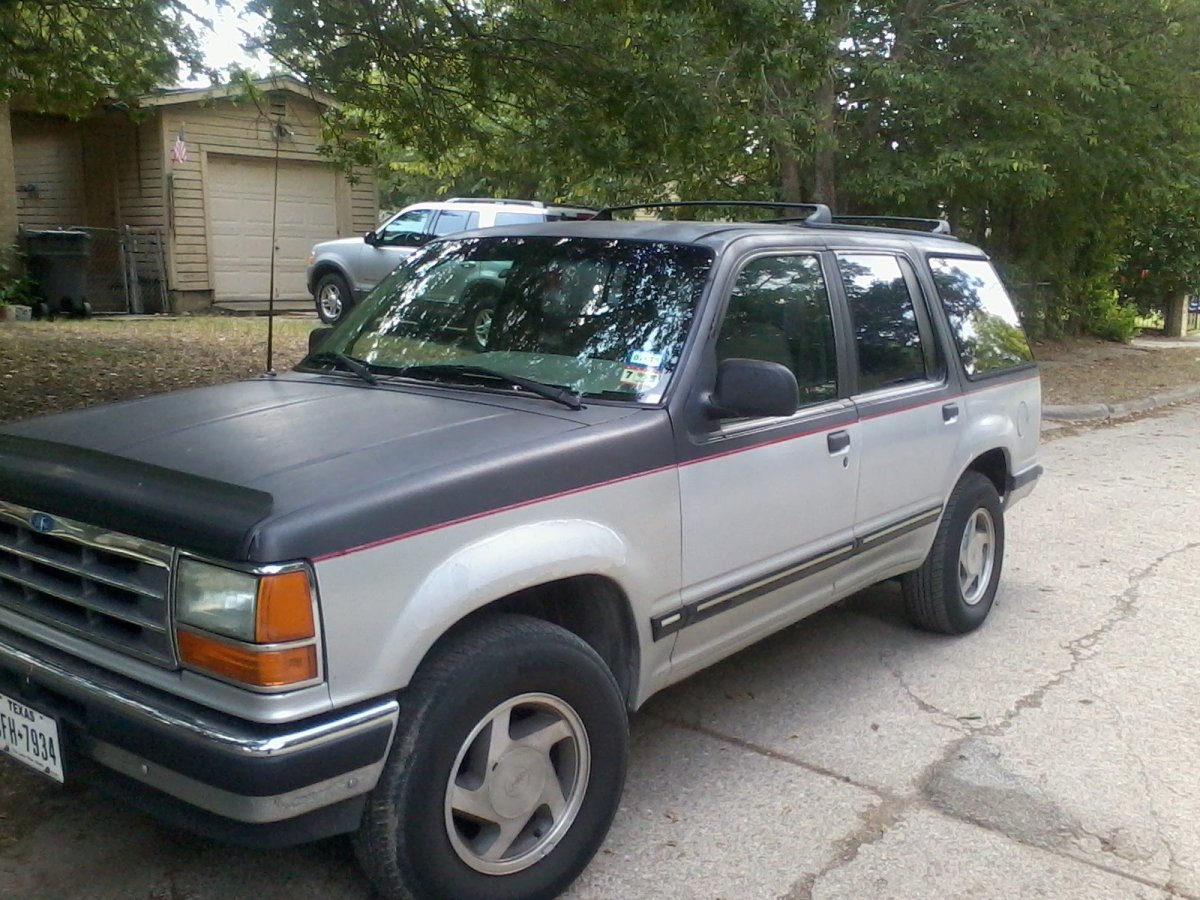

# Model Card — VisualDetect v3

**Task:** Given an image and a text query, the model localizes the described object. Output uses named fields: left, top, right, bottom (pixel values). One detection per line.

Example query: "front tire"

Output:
left=315, top=272, right=353, bottom=324
left=354, top=615, right=628, bottom=900
left=902, top=471, right=1005, bottom=634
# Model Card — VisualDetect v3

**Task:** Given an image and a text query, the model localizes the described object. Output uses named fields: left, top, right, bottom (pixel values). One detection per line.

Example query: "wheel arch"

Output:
left=381, top=520, right=643, bottom=710
left=311, top=261, right=353, bottom=296
left=964, top=446, right=1009, bottom=500
left=447, top=575, right=640, bottom=709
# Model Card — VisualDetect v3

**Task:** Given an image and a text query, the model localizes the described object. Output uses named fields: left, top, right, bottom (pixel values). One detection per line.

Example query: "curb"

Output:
left=1043, top=384, right=1200, bottom=422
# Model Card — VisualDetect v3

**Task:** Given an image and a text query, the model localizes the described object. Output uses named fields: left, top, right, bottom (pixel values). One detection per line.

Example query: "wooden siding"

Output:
left=160, top=92, right=377, bottom=296
left=0, top=103, right=16, bottom=244
left=351, top=164, right=378, bottom=235
left=11, top=114, right=86, bottom=229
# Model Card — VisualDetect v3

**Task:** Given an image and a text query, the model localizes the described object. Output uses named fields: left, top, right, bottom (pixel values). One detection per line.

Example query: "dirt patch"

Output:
left=0, top=319, right=1197, bottom=425
left=0, top=317, right=313, bottom=425
left=1034, top=336, right=1200, bottom=407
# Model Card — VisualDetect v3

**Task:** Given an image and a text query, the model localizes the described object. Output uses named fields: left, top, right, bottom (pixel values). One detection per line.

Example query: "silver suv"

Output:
left=0, top=202, right=1040, bottom=900
left=306, top=198, right=594, bottom=324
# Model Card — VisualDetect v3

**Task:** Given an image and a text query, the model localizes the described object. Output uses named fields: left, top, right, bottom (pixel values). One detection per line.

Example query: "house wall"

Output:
left=10, top=114, right=86, bottom=229
left=0, top=103, right=16, bottom=247
left=159, top=92, right=377, bottom=304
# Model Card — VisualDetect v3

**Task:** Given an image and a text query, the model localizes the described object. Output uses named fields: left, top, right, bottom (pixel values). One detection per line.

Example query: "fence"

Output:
left=59, top=226, right=169, bottom=314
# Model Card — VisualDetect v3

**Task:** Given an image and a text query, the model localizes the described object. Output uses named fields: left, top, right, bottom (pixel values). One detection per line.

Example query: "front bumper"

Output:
left=0, top=626, right=396, bottom=844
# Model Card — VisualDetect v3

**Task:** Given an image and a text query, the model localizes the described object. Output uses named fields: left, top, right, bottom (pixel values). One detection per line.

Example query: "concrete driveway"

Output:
left=0, top=403, right=1196, bottom=899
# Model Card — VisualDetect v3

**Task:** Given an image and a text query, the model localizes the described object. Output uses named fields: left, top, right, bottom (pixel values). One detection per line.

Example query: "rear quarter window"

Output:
left=929, top=257, right=1033, bottom=377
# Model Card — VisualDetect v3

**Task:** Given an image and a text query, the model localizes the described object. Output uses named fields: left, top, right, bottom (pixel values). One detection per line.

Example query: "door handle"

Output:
left=827, top=430, right=851, bottom=454
left=942, top=402, right=959, bottom=423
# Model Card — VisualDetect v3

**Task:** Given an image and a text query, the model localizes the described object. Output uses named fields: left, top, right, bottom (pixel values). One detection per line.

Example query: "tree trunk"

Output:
left=811, top=0, right=851, bottom=209
left=776, top=141, right=803, bottom=203
left=1163, top=291, right=1188, bottom=338
left=812, top=74, right=838, bottom=208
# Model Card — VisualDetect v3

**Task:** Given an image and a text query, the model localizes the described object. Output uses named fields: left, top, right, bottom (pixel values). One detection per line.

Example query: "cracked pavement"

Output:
left=0, top=403, right=1198, bottom=898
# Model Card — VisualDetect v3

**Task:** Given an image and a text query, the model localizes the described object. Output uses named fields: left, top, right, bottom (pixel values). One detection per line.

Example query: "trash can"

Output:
left=21, top=229, right=92, bottom=319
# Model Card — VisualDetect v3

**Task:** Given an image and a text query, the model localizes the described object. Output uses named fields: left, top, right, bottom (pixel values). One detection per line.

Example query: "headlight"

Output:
left=174, top=559, right=321, bottom=691
left=176, top=559, right=258, bottom=640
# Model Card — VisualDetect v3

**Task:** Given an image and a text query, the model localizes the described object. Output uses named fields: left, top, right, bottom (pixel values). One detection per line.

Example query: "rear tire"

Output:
left=354, top=614, right=628, bottom=900
left=462, top=289, right=498, bottom=351
left=902, top=471, right=1005, bottom=634
left=315, top=272, right=353, bottom=324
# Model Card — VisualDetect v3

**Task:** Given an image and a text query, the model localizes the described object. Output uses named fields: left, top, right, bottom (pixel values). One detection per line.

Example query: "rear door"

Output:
left=833, top=251, right=959, bottom=591
left=666, top=250, right=861, bottom=680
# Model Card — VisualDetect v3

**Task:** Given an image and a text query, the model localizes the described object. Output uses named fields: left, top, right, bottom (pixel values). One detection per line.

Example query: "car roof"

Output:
left=443, top=218, right=987, bottom=256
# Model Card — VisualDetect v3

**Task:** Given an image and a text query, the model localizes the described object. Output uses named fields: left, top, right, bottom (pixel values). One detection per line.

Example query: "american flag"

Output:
left=171, top=128, right=188, bottom=164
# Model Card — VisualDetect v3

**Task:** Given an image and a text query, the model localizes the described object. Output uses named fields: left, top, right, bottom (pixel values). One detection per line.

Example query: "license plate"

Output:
left=0, top=691, right=64, bottom=783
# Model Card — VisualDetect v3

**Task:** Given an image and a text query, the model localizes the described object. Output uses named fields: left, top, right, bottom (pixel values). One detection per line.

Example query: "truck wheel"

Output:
left=902, top=471, right=1005, bottom=634
left=354, top=614, right=628, bottom=900
left=463, top=289, right=498, bottom=351
left=315, top=272, right=353, bottom=324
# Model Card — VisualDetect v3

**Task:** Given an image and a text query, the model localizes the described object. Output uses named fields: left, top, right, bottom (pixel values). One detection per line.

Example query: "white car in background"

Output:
left=306, top=198, right=595, bottom=324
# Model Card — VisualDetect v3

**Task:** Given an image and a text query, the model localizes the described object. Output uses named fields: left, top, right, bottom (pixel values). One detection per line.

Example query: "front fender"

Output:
left=385, top=519, right=629, bottom=688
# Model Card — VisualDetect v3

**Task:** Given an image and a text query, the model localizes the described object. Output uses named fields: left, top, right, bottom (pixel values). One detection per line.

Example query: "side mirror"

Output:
left=364, top=230, right=380, bottom=247
left=308, top=326, right=334, bottom=354
left=704, top=358, right=799, bottom=419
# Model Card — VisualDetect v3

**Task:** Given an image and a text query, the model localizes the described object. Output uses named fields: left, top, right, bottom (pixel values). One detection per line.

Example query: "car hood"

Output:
left=0, top=375, right=672, bottom=562
left=314, top=236, right=367, bottom=252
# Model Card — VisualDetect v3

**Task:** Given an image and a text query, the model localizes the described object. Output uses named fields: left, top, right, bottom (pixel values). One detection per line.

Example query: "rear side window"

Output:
left=431, top=210, right=479, bottom=235
left=929, top=258, right=1033, bottom=377
left=837, top=254, right=927, bottom=391
left=494, top=212, right=544, bottom=226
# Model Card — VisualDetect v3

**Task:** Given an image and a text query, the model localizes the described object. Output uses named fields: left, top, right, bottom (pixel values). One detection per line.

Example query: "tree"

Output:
left=0, top=0, right=208, bottom=114
left=254, top=0, right=1200, bottom=336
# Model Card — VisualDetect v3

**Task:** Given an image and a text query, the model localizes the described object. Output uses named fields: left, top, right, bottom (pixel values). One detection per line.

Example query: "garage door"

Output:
left=207, top=156, right=338, bottom=301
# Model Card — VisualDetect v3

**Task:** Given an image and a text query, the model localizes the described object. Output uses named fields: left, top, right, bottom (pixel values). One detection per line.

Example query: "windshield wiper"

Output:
left=395, top=364, right=584, bottom=410
left=306, top=350, right=380, bottom=386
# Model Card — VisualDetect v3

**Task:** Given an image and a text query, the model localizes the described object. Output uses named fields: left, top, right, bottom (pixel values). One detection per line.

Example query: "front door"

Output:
left=667, top=251, right=861, bottom=681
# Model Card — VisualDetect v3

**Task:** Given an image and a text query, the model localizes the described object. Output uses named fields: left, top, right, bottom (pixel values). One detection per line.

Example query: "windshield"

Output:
left=308, top=236, right=713, bottom=403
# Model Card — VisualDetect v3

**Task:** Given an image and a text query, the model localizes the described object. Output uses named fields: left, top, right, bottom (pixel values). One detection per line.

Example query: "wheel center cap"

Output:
left=488, top=746, right=547, bottom=819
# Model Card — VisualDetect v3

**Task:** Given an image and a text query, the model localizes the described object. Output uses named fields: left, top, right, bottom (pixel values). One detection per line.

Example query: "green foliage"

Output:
left=0, top=249, right=34, bottom=308
left=0, top=0, right=208, bottom=114
left=1081, top=289, right=1141, bottom=343
left=252, top=0, right=1200, bottom=339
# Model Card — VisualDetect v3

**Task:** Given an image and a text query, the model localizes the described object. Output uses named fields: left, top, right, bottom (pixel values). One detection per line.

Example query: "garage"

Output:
left=207, top=155, right=338, bottom=301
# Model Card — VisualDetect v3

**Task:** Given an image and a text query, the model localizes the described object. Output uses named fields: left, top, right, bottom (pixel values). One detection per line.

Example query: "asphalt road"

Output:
left=0, top=402, right=1196, bottom=899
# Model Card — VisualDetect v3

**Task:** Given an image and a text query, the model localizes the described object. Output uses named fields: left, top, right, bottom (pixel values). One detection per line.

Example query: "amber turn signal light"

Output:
left=255, top=570, right=316, bottom=643
left=178, top=630, right=318, bottom=688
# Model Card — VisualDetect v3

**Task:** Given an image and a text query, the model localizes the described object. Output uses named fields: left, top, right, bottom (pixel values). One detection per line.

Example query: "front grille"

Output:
left=0, top=502, right=176, bottom=667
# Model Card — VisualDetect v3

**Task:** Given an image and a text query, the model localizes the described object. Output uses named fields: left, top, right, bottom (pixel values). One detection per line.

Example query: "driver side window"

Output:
left=717, top=254, right=839, bottom=405
left=377, top=209, right=433, bottom=247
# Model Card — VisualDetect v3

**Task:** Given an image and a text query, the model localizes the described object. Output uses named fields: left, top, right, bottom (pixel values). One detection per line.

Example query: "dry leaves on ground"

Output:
left=0, top=319, right=1198, bottom=426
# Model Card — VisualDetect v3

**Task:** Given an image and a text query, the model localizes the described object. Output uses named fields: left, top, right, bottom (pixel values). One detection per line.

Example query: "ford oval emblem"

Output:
left=29, top=513, right=55, bottom=534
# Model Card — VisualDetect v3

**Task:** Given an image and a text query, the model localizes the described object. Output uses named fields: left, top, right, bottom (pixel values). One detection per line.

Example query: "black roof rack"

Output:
left=593, top=201, right=833, bottom=225
left=830, top=215, right=952, bottom=235
left=446, top=198, right=544, bottom=207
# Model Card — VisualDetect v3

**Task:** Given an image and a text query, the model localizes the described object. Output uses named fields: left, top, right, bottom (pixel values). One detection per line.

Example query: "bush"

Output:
left=0, top=246, right=34, bottom=307
left=1083, top=288, right=1141, bottom=343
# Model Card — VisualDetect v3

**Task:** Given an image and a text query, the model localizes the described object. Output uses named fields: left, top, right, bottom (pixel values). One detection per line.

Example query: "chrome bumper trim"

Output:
left=0, top=636, right=398, bottom=760
left=89, top=739, right=388, bottom=823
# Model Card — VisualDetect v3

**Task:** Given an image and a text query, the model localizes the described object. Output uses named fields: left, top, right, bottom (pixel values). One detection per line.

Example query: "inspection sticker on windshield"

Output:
left=627, top=350, right=664, bottom=368
left=619, top=364, right=662, bottom=390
